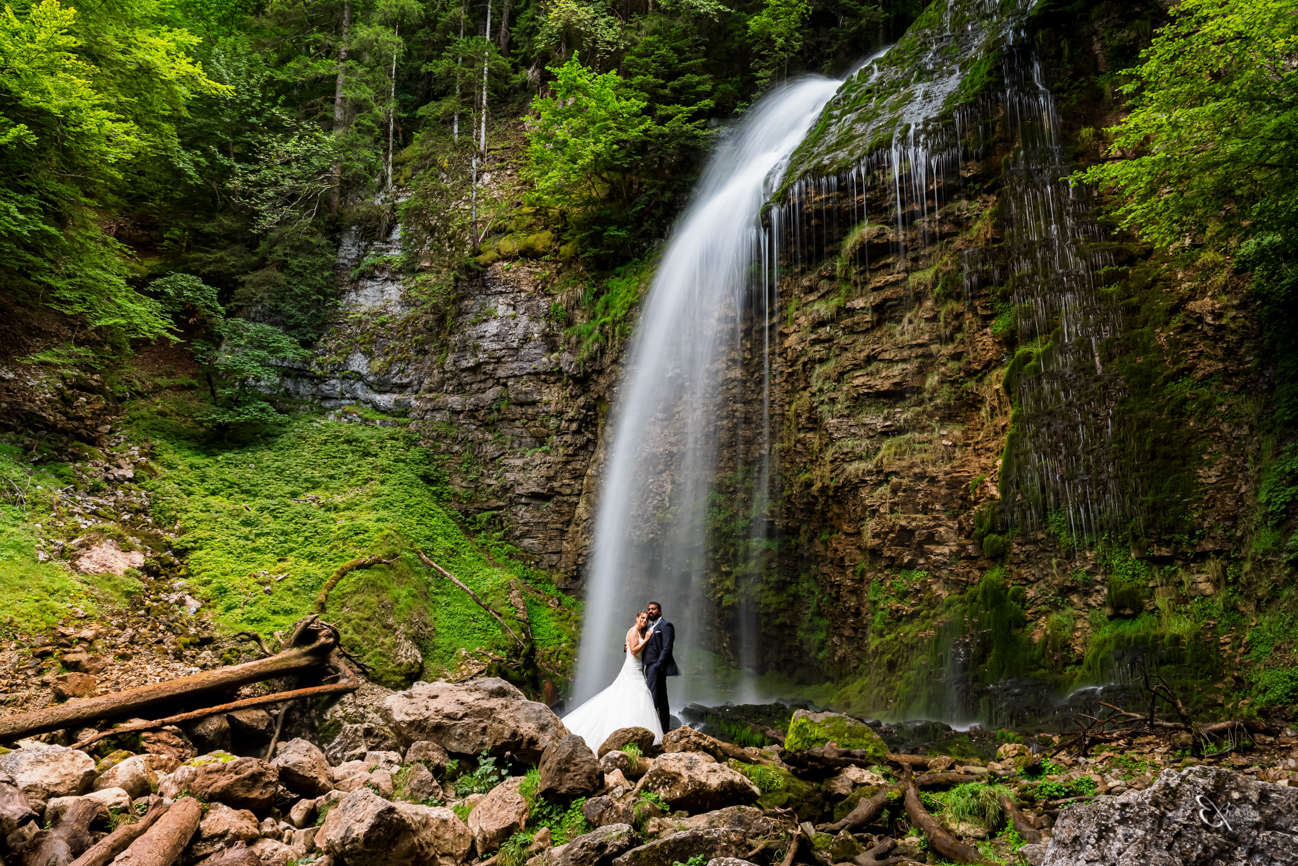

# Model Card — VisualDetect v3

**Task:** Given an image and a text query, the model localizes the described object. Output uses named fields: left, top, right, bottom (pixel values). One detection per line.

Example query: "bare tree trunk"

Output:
left=453, top=9, right=464, bottom=140
left=387, top=23, right=399, bottom=198
left=497, top=0, right=512, bottom=55
left=69, top=800, right=170, bottom=866
left=479, top=0, right=491, bottom=156
left=329, top=0, right=353, bottom=215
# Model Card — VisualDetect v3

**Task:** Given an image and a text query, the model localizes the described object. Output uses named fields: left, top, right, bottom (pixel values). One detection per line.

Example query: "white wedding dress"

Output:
left=563, top=642, right=664, bottom=753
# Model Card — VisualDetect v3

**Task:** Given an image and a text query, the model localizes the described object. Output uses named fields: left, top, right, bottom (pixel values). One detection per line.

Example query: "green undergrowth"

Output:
left=129, top=401, right=579, bottom=688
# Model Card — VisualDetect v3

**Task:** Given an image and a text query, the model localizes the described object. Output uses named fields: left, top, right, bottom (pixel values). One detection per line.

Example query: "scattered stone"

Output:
left=316, top=788, right=473, bottom=866
left=600, top=751, right=634, bottom=776
left=598, top=728, right=657, bottom=758
left=997, top=743, right=1030, bottom=761
left=272, top=738, right=332, bottom=797
left=363, top=750, right=403, bottom=772
left=404, top=740, right=452, bottom=773
left=539, top=734, right=601, bottom=798
left=190, top=802, right=261, bottom=860
left=468, top=776, right=529, bottom=854
left=94, top=750, right=132, bottom=774
left=672, top=806, right=779, bottom=837
left=93, top=753, right=179, bottom=799
left=44, top=786, right=130, bottom=825
left=226, top=709, right=275, bottom=747
left=549, top=823, right=639, bottom=866
left=639, top=753, right=760, bottom=813
left=157, top=756, right=279, bottom=811
left=612, top=828, right=748, bottom=866
left=381, top=678, right=569, bottom=763
left=783, top=710, right=887, bottom=762
left=707, top=860, right=759, bottom=866
left=0, top=780, right=37, bottom=836
left=250, top=836, right=297, bottom=866
left=603, top=770, right=632, bottom=797
left=331, top=760, right=395, bottom=796
left=828, top=830, right=864, bottom=862
left=1043, top=766, right=1298, bottom=866
left=398, top=762, right=442, bottom=802
left=59, top=652, right=105, bottom=675
left=52, top=672, right=98, bottom=700
left=583, top=796, right=634, bottom=829
left=825, top=766, right=888, bottom=798
left=183, top=714, right=233, bottom=753
left=0, top=743, right=97, bottom=802
left=325, top=723, right=402, bottom=766
left=141, top=727, right=196, bottom=762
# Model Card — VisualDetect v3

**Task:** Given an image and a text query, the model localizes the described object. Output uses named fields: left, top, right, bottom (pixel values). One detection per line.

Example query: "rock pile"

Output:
left=2, top=677, right=1295, bottom=866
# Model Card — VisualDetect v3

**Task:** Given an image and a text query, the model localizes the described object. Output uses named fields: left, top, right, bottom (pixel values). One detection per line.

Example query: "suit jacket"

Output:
left=642, top=617, right=679, bottom=677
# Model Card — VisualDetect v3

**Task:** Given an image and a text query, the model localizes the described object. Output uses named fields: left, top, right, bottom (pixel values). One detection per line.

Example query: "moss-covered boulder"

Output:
left=783, top=711, right=887, bottom=763
left=727, top=761, right=822, bottom=820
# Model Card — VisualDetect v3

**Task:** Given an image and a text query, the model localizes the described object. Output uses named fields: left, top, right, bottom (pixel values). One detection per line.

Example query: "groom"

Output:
left=642, top=601, right=678, bottom=733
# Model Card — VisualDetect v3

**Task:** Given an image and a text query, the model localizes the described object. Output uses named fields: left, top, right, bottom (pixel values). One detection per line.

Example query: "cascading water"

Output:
left=573, top=77, right=843, bottom=706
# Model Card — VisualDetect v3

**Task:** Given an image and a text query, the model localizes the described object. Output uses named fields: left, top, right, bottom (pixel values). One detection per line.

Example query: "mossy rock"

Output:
left=729, top=760, right=822, bottom=819
left=784, top=710, right=888, bottom=764
left=96, top=749, right=133, bottom=774
left=832, top=784, right=884, bottom=823
left=519, top=230, right=553, bottom=258
left=497, top=235, right=520, bottom=257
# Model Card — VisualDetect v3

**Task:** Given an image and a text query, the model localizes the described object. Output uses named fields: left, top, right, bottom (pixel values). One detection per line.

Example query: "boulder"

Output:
left=997, top=743, right=1030, bottom=762
left=272, top=738, right=332, bottom=797
left=157, top=757, right=279, bottom=811
left=673, top=806, right=779, bottom=837
left=141, top=727, right=196, bottom=762
left=381, top=678, right=569, bottom=762
left=288, top=790, right=344, bottom=829
left=226, top=709, right=275, bottom=747
left=0, top=780, right=37, bottom=836
left=404, top=741, right=452, bottom=773
left=190, top=802, right=261, bottom=860
left=550, top=823, right=639, bottom=866
left=661, top=728, right=734, bottom=762
left=468, top=776, right=529, bottom=854
left=94, top=753, right=180, bottom=799
left=582, top=796, right=634, bottom=829
left=316, top=787, right=473, bottom=866
left=326, top=723, right=402, bottom=766
left=707, top=860, right=759, bottom=866
left=364, top=750, right=404, bottom=772
left=1042, top=766, right=1298, bottom=866
left=782, top=711, right=887, bottom=763
left=182, top=714, right=232, bottom=754
left=598, top=729, right=656, bottom=759
left=43, top=787, right=130, bottom=825
left=250, top=837, right=297, bottom=866
left=600, top=751, right=649, bottom=780
left=638, top=753, right=760, bottom=813
left=603, top=770, right=632, bottom=798
left=0, top=743, right=97, bottom=802
left=824, top=766, right=888, bottom=798
left=611, top=829, right=747, bottom=866
left=397, top=762, right=442, bottom=803
left=332, top=761, right=394, bottom=796
left=52, top=672, right=98, bottom=700
left=197, top=843, right=263, bottom=866
left=287, top=825, right=318, bottom=857
left=539, top=735, right=601, bottom=798
left=60, top=652, right=105, bottom=675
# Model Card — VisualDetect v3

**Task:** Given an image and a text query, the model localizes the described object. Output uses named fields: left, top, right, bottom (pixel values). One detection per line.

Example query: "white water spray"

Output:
left=572, top=77, right=842, bottom=706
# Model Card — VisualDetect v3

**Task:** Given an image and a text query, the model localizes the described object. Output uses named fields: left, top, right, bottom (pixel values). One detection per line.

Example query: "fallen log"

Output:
left=821, top=788, right=895, bottom=834
left=416, top=549, right=526, bottom=650
left=996, top=794, right=1042, bottom=845
left=0, top=627, right=337, bottom=742
left=69, top=799, right=170, bottom=866
left=902, top=772, right=988, bottom=865
left=313, top=555, right=392, bottom=614
left=72, top=650, right=357, bottom=752
left=17, top=798, right=98, bottom=866
left=112, top=796, right=202, bottom=866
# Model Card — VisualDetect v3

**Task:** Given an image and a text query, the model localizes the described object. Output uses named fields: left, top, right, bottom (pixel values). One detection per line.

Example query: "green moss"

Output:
left=132, top=413, right=579, bottom=687
left=730, top=760, right=821, bottom=816
left=783, top=711, right=887, bottom=763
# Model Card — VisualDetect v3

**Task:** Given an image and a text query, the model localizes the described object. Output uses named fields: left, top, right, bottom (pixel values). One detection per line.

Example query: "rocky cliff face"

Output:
left=283, top=233, right=615, bottom=586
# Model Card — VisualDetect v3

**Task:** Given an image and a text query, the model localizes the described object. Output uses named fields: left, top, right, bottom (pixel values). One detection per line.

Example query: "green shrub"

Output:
left=454, top=753, right=508, bottom=796
left=981, top=533, right=1008, bottom=559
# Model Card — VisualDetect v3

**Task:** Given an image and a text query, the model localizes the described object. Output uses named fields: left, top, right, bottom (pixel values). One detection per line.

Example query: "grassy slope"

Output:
left=124, top=382, right=580, bottom=689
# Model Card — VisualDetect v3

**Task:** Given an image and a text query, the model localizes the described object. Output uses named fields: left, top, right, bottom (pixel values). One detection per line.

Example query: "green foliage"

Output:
left=148, top=274, right=224, bottom=324
left=929, top=783, right=1010, bottom=832
left=671, top=857, right=708, bottom=866
left=622, top=743, right=643, bottom=761
left=729, top=760, right=786, bottom=795
left=748, top=0, right=811, bottom=87
left=455, top=753, right=508, bottom=796
left=1078, top=0, right=1298, bottom=252
left=498, top=831, right=535, bottom=866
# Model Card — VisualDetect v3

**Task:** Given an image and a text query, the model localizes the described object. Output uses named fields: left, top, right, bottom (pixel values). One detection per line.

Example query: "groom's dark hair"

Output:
left=648, top=601, right=662, bottom=610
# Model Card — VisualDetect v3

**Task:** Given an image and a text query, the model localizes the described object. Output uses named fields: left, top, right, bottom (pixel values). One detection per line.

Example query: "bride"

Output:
left=563, top=610, right=665, bottom=752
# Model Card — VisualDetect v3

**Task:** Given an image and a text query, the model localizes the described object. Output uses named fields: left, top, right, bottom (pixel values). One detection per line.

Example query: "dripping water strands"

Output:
left=573, top=76, right=843, bottom=706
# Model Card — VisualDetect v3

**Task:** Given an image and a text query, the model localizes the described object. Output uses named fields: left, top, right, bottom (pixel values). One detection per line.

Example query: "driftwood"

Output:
left=313, top=555, right=393, bottom=613
left=69, top=800, right=170, bottom=866
left=416, top=549, right=526, bottom=650
left=0, top=626, right=337, bottom=742
left=850, top=837, right=927, bottom=866
left=902, top=772, right=988, bottom=865
left=71, top=651, right=355, bottom=751
left=776, top=822, right=802, bottom=866
left=822, top=788, right=894, bottom=834
left=112, top=797, right=201, bottom=866
left=997, top=794, right=1042, bottom=845
left=18, top=798, right=98, bottom=866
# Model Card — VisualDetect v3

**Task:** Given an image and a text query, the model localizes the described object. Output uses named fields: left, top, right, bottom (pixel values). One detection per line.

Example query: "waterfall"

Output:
left=572, top=77, right=843, bottom=706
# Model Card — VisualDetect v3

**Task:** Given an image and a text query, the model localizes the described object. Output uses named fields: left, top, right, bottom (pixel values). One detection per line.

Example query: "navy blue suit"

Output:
left=642, top=617, right=678, bottom=732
